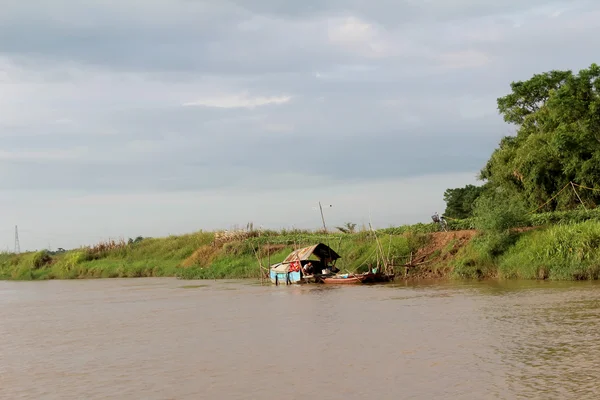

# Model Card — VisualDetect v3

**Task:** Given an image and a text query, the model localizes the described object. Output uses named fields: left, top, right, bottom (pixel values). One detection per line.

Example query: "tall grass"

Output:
left=0, top=228, right=418, bottom=281
left=177, top=233, right=416, bottom=279
left=450, top=233, right=512, bottom=280
left=0, top=231, right=215, bottom=280
left=5, top=212, right=600, bottom=281
left=498, top=220, right=600, bottom=280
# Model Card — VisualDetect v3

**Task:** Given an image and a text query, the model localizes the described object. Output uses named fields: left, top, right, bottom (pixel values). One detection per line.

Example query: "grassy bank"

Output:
left=450, top=220, right=600, bottom=281
left=4, top=212, right=600, bottom=282
left=0, top=228, right=428, bottom=281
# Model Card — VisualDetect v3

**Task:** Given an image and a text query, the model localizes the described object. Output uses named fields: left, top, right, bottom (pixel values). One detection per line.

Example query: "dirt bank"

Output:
left=404, top=230, right=478, bottom=279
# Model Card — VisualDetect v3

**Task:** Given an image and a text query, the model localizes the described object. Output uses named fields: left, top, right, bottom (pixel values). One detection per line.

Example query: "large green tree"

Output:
left=480, top=63, right=600, bottom=211
left=443, top=184, right=488, bottom=219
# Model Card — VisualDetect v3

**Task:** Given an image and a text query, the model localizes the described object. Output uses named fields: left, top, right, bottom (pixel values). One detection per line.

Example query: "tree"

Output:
left=443, top=184, right=488, bottom=219
left=336, top=222, right=357, bottom=234
left=496, top=70, right=572, bottom=125
left=480, top=63, right=600, bottom=212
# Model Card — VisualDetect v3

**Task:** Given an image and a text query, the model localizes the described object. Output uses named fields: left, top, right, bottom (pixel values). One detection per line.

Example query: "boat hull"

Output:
left=321, top=274, right=367, bottom=284
left=361, top=272, right=395, bottom=283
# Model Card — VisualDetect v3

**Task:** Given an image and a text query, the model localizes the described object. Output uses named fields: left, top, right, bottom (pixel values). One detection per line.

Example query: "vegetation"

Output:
left=443, top=184, right=488, bottom=219
left=480, top=63, right=600, bottom=211
left=336, top=222, right=357, bottom=234
left=498, top=220, right=600, bottom=280
left=3, top=208, right=600, bottom=281
left=0, top=227, right=430, bottom=281
left=439, top=62, right=600, bottom=281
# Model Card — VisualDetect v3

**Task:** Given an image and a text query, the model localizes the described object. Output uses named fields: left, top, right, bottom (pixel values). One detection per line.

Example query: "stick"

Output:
left=571, top=181, right=588, bottom=210
left=319, top=201, right=334, bottom=264
left=319, top=201, right=327, bottom=232
left=387, top=234, right=392, bottom=271
left=257, top=233, right=264, bottom=285
left=369, top=221, right=386, bottom=274
left=251, top=245, right=264, bottom=285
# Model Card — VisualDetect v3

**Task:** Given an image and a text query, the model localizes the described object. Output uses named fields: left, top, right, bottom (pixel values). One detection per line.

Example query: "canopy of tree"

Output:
left=443, top=184, right=488, bottom=219
left=445, top=63, right=600, bottom=214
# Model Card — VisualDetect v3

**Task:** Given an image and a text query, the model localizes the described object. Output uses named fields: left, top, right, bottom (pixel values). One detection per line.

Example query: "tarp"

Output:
left=270, top=263, right=290, bottom=273
left=282, top=243, right=341, bottom=263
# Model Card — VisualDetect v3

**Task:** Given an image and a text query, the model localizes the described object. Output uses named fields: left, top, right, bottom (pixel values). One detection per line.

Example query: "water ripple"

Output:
left=1, top=279, right=599, bottom=399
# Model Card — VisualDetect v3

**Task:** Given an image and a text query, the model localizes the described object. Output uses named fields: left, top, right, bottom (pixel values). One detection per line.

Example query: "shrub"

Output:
left=31, top=250, right=53, bottom=269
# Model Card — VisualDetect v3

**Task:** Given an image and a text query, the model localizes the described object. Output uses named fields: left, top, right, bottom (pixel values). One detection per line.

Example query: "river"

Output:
left=1, top=278, right=599, bottom=399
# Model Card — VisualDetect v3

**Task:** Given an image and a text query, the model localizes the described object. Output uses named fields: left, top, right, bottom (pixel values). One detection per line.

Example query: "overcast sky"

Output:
left=1, top=0, right=599, bottom=251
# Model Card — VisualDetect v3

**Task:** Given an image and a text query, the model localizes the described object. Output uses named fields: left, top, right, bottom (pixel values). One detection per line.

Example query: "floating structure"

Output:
left=269, top=243, right=341, bottom=285
left=269, top=243, right=394, bottom=285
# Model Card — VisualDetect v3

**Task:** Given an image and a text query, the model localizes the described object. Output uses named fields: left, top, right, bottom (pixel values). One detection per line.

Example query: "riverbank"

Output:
left=3, top=216, right=600, bottom=281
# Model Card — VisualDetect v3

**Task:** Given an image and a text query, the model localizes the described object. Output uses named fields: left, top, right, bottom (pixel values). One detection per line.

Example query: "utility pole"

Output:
left=14, top=225, right=20, bottom=254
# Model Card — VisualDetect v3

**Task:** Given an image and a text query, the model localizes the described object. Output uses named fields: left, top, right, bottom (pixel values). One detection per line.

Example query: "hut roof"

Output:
left=282, top=243, right=341, bottom=263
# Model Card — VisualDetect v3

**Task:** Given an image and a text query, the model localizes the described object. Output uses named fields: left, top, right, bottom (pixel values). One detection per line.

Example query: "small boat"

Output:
left=269, top=243, right=341, bottom=285
left=360, top=269, right=395, bottom=283
left=321, top=270, right=395, bottom=284
left=321, top=273, right=368, bottom=284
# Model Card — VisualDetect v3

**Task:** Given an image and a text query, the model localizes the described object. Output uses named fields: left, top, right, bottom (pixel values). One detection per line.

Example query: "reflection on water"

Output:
left=1, top=278, right=599, bottom=399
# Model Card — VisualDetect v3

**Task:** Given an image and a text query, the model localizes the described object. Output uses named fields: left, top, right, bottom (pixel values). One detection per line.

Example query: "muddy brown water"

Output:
left=1, top=278, right=600, bottom=399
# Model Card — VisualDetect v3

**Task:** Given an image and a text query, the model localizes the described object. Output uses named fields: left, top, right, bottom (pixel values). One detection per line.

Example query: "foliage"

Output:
left=443, top=184, right=489, bottom=219
left=451, top=234, right=498, bottom=280
left=499, top=220, right=600, bottom=280
left=336, top=222, right=357, bottom=234
left=31, top=250, right=53, bottom=269
left=128, top=236, right=145, bottom=245
left=481, top=63, right=600, bottom=212
left=472, top=189, right=530, bottom=232
left=529, top=207, right=600, bottom=225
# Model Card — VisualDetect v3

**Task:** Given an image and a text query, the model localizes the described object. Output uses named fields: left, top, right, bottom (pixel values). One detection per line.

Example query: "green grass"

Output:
left=177, top=233, right=415, bottom=279
left=449, top=219, right=600, bottom=281
left=0, top=231, right=416, bottom=280
left=0, top=231, right=215, bottom=280
left=5, top=211, right=600, bottom=281
left=451, top=233, right=505, bottom=280
left=0, top=227, right=423, bottom=281
left=498, top=220, right=600, bottom=280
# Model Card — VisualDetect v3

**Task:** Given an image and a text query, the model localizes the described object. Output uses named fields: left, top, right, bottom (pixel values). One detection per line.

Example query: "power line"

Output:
left=14, top=225, right=20, bottom=254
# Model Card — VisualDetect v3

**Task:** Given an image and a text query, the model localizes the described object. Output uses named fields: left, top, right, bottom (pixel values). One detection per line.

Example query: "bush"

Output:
left=473, top=191, right=530, bottom=232
left=31, top=250, right=53, bottom=269
left=499, top=220, right=600, bottom=280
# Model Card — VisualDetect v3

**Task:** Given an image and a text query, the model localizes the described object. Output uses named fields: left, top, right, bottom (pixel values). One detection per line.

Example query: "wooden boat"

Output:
left=269, top=243, right=341, bottom=285
left=268, top=243, right=395, bottom=286
left=321, top=270, right=395, bottom=285
left=321, top=273, right=368, bottom=284
left=360, top=270, right=395, bottom=283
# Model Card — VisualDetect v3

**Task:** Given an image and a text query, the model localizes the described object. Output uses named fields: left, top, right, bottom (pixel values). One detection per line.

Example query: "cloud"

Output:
left=0, top=0, right=599, bottom=249
left=327, top=16, right=391, bottom=58
left=182, top=92, right=292, bottom=108
left=0, top=147, right=88, bottom=161
left=438, top=50, right=491, bottom=69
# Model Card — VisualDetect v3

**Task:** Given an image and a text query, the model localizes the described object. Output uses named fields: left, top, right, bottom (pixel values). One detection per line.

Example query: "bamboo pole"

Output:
left=369, top=222, right=387, bottom=274
left=387, top=234, right=392, bottom=269
left=571, top=181, right=588, bottom=210
left=252, top=244, right=264, bottom=285
left=319, top=201, right=334, bottom=266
